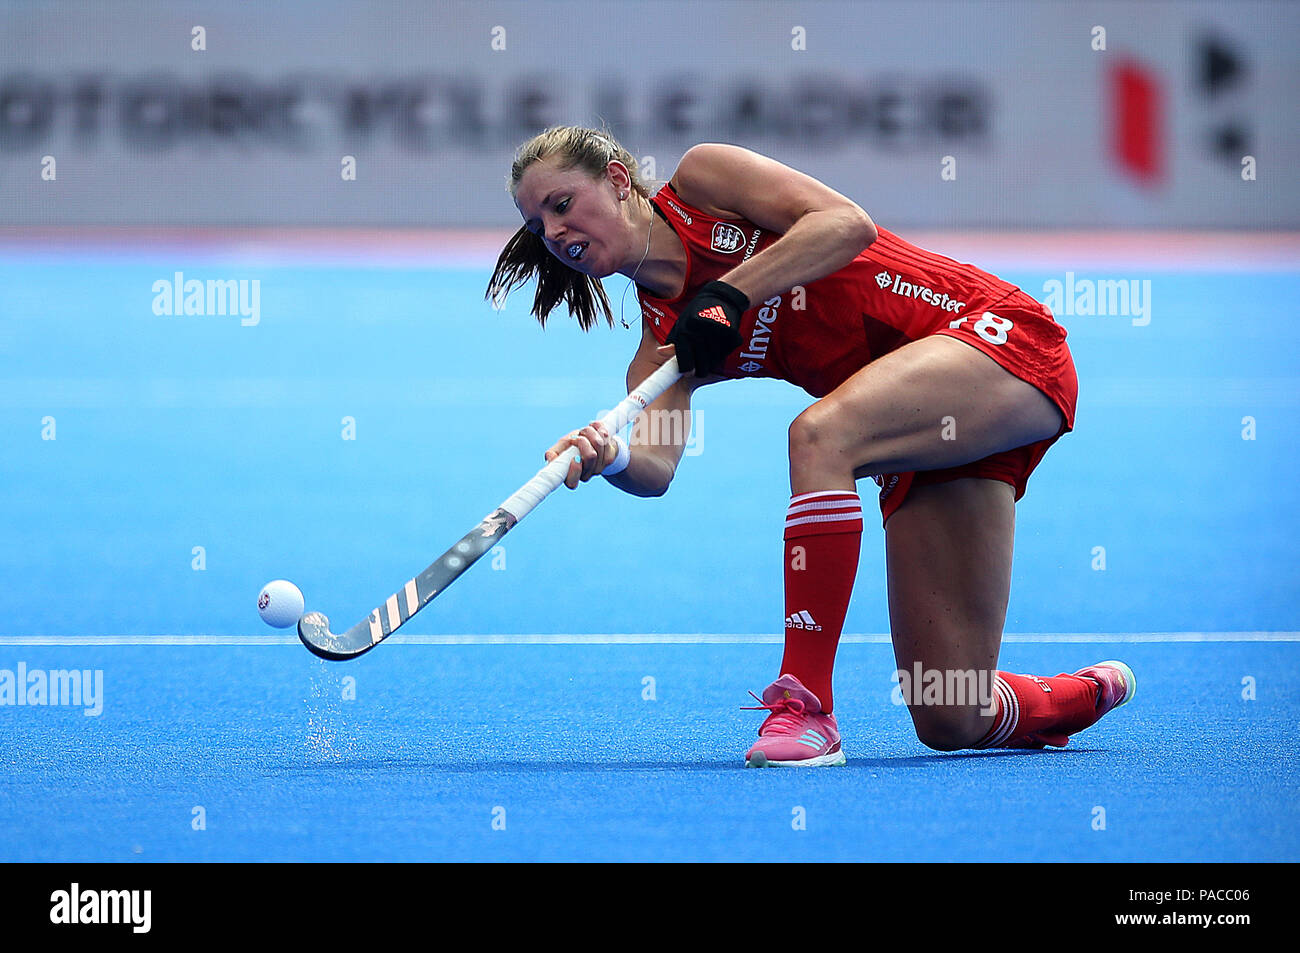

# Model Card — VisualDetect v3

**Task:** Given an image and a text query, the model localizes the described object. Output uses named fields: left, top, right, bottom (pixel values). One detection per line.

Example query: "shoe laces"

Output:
left=742, top=692, right=808, bottom=736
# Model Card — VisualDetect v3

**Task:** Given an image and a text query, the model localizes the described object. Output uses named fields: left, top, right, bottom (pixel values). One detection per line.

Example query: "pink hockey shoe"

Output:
left=743, top=674, right=846, bottom=768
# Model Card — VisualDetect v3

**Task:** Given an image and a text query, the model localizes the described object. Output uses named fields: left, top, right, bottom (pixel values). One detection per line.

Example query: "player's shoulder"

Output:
left=668, top=143, right=760, bottom=220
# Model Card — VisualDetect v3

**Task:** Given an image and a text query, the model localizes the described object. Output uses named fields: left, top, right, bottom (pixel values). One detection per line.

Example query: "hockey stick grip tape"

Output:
left=499, top=358, right=683, bottom=521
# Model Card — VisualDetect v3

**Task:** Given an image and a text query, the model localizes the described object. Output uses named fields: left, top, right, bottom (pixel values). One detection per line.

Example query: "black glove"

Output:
left=666, top=280, right=750, bottom=378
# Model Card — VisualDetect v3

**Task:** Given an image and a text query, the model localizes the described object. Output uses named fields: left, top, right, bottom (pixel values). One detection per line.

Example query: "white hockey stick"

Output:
left=298, top=357, right=683, bottom=659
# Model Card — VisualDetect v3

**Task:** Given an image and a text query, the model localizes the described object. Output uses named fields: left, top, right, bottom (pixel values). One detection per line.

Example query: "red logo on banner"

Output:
left=1111, top=58, right=1164, bottom=184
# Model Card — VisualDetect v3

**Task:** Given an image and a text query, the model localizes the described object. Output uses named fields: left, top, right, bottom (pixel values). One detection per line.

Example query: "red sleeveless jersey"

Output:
left=639, top=182, right=1037, bottom=399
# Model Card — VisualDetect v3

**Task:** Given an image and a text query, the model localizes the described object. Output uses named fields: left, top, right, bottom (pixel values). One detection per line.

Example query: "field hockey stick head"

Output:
left=297, top=611, right=373, bottom=661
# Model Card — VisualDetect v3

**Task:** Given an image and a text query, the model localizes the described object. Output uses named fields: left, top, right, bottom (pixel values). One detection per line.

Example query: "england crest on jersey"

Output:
left=711, top=222, right=746, bottom=253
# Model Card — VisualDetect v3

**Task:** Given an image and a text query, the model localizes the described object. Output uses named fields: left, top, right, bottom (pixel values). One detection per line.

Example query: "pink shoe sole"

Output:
left=746, top=747, right=847, bottom=768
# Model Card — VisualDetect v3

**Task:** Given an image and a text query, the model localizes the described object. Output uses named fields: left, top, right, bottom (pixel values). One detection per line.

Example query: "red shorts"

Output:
left=875, top=289, right=1079, bottom=525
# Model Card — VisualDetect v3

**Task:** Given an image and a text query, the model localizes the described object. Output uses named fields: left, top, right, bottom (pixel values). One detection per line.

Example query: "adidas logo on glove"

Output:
left=696, top=304, right=730, bottom=325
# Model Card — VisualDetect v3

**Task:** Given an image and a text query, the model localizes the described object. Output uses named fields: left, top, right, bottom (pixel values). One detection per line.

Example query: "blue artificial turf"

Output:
left=1, top=251, right=1297, bottom=861
left=1, top=642, right=1295, bottom=862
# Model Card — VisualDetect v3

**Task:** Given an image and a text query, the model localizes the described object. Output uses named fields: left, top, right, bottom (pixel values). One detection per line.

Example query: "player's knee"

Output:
left=788, top=404, right=839, bottom=458
left=911, top=710, right=986, bottom=752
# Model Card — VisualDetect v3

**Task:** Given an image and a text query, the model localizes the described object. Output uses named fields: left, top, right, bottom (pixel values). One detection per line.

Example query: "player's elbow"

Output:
left=646, top=465, right=676, bottom=498
left=615, top=451, right=675, bottom=498
left=627, top=478, right=671, bottom=499
left=845, top=205, right=877, bottom=248
left=643, top=454, right=677, bottom=498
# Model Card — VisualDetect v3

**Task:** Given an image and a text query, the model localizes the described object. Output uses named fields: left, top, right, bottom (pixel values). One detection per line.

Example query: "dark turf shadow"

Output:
left=266, top=748, right=1104, bottom=775
left=853, top=747, right=1104, bottom=767
left=267, top=758, right=744, bottom=775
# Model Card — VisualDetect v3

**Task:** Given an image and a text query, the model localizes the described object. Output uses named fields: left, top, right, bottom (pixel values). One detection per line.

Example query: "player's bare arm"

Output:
left=545, top=321, right=708, bottom=496
left=669, top=142, right=878, bottom=305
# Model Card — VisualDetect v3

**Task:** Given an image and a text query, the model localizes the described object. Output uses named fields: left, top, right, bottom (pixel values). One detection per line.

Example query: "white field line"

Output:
left=0, top=632, right=1296, bottom=646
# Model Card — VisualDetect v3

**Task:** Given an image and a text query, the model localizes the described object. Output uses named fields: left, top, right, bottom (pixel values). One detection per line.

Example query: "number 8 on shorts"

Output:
left=950, top=311, right=1014, bottom=345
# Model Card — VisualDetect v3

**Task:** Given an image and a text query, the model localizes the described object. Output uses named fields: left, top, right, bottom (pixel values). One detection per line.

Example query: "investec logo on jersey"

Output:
left=738, top=295, right=783, bottom=374
left=874, top=270, right=966, bottom=313
left=711, top=222, right=746, bottom=254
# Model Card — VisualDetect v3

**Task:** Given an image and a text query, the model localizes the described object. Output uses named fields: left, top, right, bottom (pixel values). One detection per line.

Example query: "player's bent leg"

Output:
left=884, top=478, right=1014, bottom=750
left=885, top=480, right=1137, bottom=751
left=762, top=336, right=1069, bottom=761
left=788, top=335, right=1063, bottom=494
left=762, top=337, right=1060, bottom=761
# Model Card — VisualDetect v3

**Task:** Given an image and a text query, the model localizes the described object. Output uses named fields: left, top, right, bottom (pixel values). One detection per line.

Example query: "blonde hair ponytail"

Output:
left=485, top=126, right=651, bottom=331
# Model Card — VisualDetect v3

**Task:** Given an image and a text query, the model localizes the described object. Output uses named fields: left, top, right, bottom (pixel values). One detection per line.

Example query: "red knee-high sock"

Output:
left=779, top=490, right=863, bottom=713
left=977, top=671, right=1102, bottom=748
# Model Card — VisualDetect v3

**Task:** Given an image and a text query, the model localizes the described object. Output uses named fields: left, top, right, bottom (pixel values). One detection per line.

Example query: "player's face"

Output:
left=514, top=157, right=627, bottom=278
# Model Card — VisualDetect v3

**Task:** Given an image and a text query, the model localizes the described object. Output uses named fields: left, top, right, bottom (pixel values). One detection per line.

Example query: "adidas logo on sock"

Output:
left=785, top=610, right=823, bottom=631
